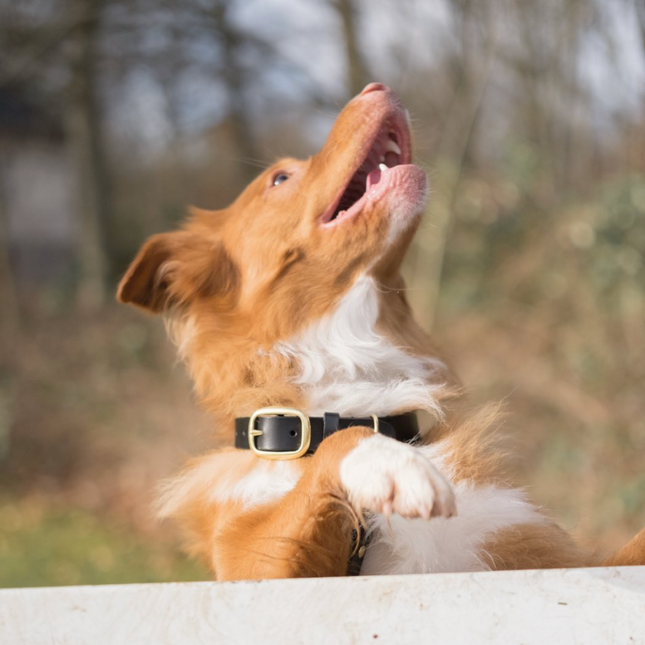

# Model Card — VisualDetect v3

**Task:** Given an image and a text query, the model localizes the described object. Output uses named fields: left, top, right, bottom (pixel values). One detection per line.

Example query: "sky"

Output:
left=111, top=0, right=645, bottom=160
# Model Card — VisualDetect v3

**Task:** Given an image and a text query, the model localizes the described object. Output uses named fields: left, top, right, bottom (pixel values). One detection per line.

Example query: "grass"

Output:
left=0, top=497, right=208, bottom=588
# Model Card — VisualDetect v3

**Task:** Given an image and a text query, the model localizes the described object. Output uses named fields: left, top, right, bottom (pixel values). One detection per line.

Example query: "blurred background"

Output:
left=1, top=0, right=644, bottom=588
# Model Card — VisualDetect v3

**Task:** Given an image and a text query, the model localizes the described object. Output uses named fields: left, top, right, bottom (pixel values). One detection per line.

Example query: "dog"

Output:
left=117, top=83, right=645, bottom=580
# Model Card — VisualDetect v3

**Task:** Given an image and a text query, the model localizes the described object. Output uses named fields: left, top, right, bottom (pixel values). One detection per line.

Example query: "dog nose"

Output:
left=360, top=83, right=390, bottom=96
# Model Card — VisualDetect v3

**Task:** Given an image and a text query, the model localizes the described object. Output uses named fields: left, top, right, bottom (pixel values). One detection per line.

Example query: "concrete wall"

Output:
left=2, top=567, right=645, bottom=645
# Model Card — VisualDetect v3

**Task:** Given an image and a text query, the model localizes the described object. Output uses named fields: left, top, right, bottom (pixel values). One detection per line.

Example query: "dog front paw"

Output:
left=339, top=434, right=456, bottom=520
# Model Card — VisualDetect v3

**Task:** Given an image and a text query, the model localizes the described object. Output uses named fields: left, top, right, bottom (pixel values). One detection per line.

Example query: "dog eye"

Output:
left=272, top=173, right=290, bottom=186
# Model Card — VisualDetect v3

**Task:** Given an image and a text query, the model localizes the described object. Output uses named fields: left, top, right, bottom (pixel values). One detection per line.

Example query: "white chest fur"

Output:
left=274, top=276, right=445, bottom=421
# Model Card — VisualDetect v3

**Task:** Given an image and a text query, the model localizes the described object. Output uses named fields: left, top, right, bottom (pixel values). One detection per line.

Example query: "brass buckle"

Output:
left=248, top=407, right=312, bottom=460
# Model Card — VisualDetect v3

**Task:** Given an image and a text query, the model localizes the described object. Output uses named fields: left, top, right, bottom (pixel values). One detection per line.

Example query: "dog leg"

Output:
left=211, top=426, right=374, bottom=579
left=212, top=428, right=455, bottom=580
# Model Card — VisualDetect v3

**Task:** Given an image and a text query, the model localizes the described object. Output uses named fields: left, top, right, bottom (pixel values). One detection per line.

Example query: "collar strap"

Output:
left=235, top=409, right=419, bottom=460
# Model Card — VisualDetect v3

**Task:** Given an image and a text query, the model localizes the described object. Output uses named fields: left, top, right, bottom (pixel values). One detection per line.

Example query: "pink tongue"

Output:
left=366, top=168, right=382, bottom=190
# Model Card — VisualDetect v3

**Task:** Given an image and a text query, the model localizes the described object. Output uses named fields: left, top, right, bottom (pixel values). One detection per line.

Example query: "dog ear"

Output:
left=117, top=231, right=238, bottom=313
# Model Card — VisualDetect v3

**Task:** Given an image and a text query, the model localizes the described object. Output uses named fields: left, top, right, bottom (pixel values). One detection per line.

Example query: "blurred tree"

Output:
left=148, top=0, right=277, bottom=184
left=332, top=0, right=369, bottom=97
left=210, top=0, right=262, bottom=183
left=412, top=0, right=499, bottom=326
left=633, top=0, right=645, bottom=172
left=0, top=0, right=113, bottom=311
left=66, top=0, right=111, bottom=312
left=0, top=171, right=16, bottom=462
left=635, top=0, right=645, bottom=49
left=0, top=158, right=19, bottom=334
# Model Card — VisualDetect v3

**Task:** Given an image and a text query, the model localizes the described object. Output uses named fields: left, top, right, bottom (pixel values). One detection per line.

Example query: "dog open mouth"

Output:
left=320, top=116, right=412, bottom=226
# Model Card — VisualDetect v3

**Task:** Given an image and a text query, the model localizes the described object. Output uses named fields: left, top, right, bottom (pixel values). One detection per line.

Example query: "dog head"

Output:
left=118, top=84, right=435, bottom=420
left=119, top=84, right=425, bottom=332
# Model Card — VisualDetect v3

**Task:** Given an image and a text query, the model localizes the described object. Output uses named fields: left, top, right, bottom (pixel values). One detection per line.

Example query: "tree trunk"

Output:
left=212, top=0, right=263, bottom=184
left=334, top=0, right=369, bottom=97
left=0, top=148, right=19, bottom=463
left=0, top=150, right=20, bottom=335
left=66, top=0, right=111, bottom=313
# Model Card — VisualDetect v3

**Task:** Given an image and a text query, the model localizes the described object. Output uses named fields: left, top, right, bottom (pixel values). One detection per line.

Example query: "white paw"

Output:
left=339, top=434, right=456, bottom=520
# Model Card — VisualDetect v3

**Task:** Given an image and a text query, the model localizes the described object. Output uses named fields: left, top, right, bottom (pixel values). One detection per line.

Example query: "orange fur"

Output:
left=119, top=84, right=645, bottom=580
left=481, top=523, right=592, bottom=570
left=157, top=427, right=372, bottom=580
left=602, top=527, right=645, bottom=567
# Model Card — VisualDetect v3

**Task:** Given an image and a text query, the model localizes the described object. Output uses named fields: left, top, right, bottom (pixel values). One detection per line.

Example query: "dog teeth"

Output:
left=379, top=163, right=388, bottom=172
left=386, top=139, right=401, bottom=155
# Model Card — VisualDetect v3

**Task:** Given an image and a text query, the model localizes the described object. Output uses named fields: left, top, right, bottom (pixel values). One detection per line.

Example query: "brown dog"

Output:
left=118, top=83, right=645, bottom=580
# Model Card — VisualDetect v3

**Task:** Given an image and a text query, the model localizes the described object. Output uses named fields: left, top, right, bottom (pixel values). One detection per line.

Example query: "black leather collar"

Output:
left=235, top=411, right=419, bottom=456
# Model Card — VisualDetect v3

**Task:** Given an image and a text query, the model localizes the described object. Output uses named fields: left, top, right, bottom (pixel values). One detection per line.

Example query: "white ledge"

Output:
left=2, top=567, right=645, bottom=644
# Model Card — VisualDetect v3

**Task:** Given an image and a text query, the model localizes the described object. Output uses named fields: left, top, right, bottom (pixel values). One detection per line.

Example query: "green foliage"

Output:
left=0, top=499, right=207, bottom=588
left=421, top=152, right=645, bottom=548
left=590, top=176, right=645, bottom=291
